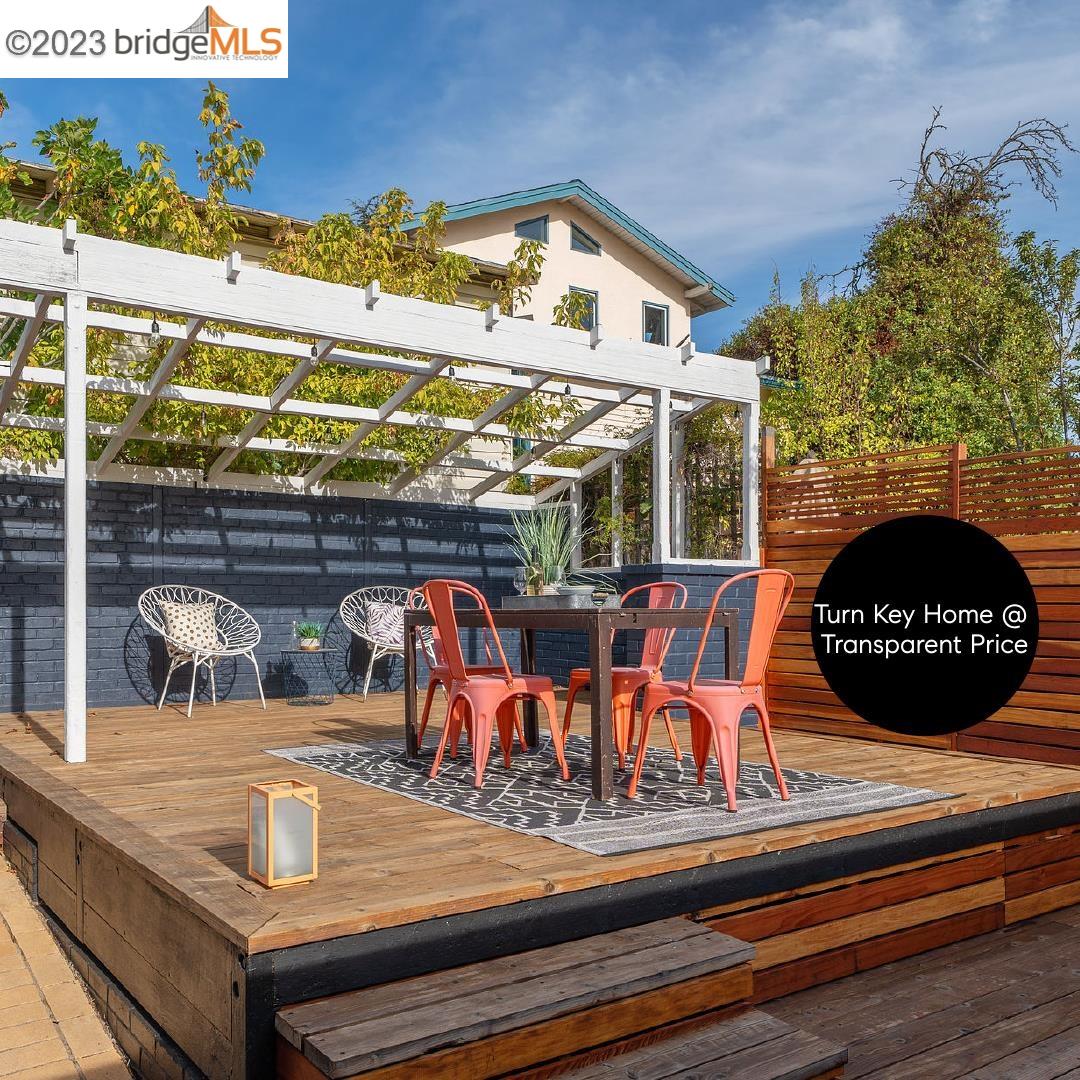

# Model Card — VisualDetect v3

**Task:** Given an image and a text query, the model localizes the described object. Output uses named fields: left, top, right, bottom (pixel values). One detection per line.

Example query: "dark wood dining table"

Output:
left=402, top=605, right=741, bottom=801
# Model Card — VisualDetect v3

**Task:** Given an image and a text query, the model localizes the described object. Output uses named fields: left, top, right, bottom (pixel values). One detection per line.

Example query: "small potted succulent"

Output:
left=295, top=621, right=324, bottom=651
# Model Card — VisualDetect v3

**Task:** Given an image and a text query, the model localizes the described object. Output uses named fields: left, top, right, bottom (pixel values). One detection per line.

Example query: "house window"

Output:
left=514, top=215, right=548, bottom=243
left=569, top=287, right=598, bottom=331
left=642, top=302, right=669, bottom=346
left=570, top=223, right=601, bottom=256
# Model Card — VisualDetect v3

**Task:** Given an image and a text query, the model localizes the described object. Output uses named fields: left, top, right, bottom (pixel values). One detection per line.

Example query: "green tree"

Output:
left=1013, top=230, right=1080, bottom=441
left=723, top=112, right=1075, bottom=462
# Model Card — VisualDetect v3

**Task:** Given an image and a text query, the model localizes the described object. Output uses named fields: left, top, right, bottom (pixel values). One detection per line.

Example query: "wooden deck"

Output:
left=1, top=693, right=1076, bottom=953
left=1, top=693, right=1079, bottom=1078
left=770, top=903, right=1080, bottom=1078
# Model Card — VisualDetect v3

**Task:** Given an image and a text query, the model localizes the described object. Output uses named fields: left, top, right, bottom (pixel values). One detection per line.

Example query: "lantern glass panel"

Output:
left=274, top=797, right=315, bottom=880
left=249, top=790, right=268, bottom=878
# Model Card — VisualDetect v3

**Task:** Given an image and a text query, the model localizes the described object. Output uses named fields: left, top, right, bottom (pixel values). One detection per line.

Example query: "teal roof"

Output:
left=760, top=374, right=801, bottom=391
left=415, top=180, right=734, bottom=313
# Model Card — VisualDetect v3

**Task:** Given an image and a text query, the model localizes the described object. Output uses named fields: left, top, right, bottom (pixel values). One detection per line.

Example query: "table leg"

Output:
left=589, top=615, right=614, bottom=801
left=404, top=623, right=418, bottom=758
left=725, top=613, right=739, bottom=680
left=520, top=627, right=539, bottom=747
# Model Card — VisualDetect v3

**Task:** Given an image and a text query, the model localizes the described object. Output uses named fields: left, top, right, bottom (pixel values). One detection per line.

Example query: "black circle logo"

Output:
left=811, top=516, right=1037, bottom=737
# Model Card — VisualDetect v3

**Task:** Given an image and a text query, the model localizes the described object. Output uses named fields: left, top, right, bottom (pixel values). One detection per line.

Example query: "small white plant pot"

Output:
left=299, top=638, right=321, bottom=651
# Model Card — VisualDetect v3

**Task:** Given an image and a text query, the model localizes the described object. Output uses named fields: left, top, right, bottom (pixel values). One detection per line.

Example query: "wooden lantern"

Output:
left=247, top=780, right=320, bottom=888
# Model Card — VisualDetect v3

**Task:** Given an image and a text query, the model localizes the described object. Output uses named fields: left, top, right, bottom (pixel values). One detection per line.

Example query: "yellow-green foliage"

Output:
left=723, top=117, right=1077, bottom=463
left=0, top=84, right=578, bottom=477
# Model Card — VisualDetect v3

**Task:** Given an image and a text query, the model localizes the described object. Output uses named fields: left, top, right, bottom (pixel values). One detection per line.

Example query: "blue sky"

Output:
left=2, top=0, right=1079, bottom=350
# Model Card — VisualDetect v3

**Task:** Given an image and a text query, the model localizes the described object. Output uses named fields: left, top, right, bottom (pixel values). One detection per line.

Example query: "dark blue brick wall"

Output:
left=0, top=476, right=752, bottom=713
left=0, top=477, right=521, bottom=712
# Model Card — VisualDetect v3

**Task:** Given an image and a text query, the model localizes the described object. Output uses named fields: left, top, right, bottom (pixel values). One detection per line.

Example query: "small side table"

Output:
left=281, top=648, right=336, bottom=706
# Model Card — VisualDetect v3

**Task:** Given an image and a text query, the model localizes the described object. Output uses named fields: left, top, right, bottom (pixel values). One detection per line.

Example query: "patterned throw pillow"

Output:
left=364, top=601, right=405, bottom=648
left=159, top=601, right=221, bottom=651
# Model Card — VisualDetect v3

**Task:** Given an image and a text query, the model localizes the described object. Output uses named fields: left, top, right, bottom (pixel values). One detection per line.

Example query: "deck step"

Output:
left=562, top=1008, right=848, bottom=1080
left=275, top=918, right=755, bottom=1079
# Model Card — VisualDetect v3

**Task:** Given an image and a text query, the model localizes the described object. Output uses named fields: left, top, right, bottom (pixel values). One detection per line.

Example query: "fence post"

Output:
left=950, top=442, right=968, bottom=519
left=761, top=426, right=776, bottom=565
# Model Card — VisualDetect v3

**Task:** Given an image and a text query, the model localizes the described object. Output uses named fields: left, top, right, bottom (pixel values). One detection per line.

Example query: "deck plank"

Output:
left=563, top=1008, right=846, bottom=1080
left=771, top=905, right=1080, bottom=1079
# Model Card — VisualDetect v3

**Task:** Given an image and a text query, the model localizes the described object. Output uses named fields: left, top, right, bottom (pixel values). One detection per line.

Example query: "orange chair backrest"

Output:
left=621, top=581, right=688, bottom=671
left=409, top=586, right=499, bottom=673
left=420, top=579, right=513, bottom=685
left=687, top=569, right=794, bottom=692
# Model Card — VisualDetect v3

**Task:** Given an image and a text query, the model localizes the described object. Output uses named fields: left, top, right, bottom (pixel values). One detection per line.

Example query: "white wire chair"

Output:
left=138, top=585, right=266, bottom=717
left=340, top=586, right=434, bottom=700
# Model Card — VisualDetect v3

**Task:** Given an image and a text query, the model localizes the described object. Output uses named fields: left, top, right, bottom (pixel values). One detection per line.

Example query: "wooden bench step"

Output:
left=276, top=918, right=755, bottom=1079
left=562, top=1008, right=848, bottom=1079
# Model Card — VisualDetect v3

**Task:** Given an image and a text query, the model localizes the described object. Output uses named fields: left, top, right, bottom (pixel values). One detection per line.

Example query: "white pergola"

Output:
left=0, top=218, right=760, bottom=763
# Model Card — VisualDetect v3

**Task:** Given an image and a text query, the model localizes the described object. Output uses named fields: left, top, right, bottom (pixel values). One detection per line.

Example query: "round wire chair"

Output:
left=138, top=585, right=266, bottom=717
left=340, top=586, right=433, bottom=700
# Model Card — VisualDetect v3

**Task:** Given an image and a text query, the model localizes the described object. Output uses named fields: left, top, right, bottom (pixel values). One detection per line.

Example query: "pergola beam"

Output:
left=0, top=297, right=702, bottom=415
left=2, top=410, right=583, bottom=480
left=0, top=221, right=758, bottom=400
left=5, top=362, right=630, bottom=454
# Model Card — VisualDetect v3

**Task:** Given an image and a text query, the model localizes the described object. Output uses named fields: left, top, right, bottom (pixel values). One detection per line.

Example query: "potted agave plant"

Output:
left=506, top=506, right=581, bottom=595
left=295, top=621, right=324, bottom=651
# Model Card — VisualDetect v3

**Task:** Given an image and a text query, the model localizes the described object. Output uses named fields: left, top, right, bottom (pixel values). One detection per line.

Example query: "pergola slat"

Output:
left=206, top=337, right=336, bottom=482
left=93, top=317, right=206, bottom=475
left=301, top=360, right=448, bottom=488
left=0, top=293, right=52, bottom=420
left=468, top=393, right=635, bottom=500
left=388, top=378, right=548, bottom=496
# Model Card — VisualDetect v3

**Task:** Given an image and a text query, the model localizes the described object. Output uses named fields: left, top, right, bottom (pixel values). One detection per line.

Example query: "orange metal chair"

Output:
left=627, top=569, right=795, bottom=809
left=561, top=581, right=688, bottom=768
left=424, top=579, right=570, bottom=789
left=407, top=590, right=523, bottom=754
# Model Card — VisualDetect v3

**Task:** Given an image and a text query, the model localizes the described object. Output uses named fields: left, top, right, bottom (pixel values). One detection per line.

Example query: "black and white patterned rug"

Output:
left=266, top=735, right=954, bottom=857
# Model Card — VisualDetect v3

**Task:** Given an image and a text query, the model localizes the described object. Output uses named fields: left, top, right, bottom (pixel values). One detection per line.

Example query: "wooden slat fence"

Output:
left=763, top=438, right=1080, bottom=763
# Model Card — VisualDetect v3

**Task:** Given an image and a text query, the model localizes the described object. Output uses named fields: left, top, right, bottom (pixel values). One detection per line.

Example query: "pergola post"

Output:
left=63, top=292, right=88, bottom=763
left=672, top=422, right=686, bottom=560
left=610, top=457, right=623, bottom=568
left=651, top=388, right=671, bottom=564
left=741, top=400, right=760, bottom=563
left=569, top=481, right=583, bottom=569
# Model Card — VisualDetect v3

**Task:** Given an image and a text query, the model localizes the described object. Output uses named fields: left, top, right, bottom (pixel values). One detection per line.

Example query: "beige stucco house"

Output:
left=426, top=180, right=734, bottom=347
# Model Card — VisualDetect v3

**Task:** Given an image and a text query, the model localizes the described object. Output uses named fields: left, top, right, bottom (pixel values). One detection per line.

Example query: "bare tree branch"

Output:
left=898, top=108, right=1077, bottom=213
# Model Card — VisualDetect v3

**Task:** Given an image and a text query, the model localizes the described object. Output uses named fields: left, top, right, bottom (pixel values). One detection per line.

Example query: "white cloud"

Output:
left=307, top=0, right=1080, bottom=290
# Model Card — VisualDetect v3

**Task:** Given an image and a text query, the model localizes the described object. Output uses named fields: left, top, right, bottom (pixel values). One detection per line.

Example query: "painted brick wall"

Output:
left=0, top=476, right=520, bottom=712
left=0, top=476, right=751, bottom=714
